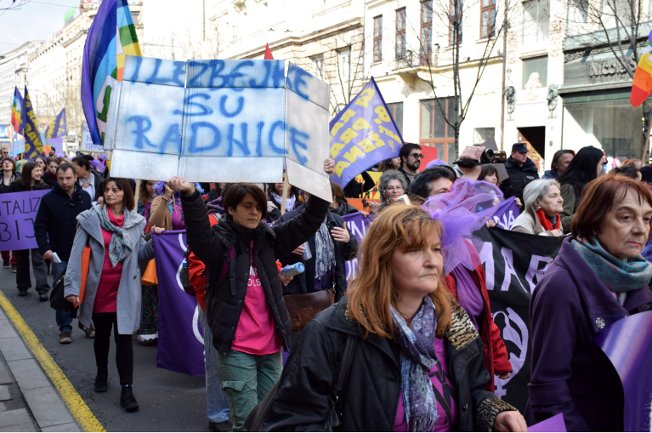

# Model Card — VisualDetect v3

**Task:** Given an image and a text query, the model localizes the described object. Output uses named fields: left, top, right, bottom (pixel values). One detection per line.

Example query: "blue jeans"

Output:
left=201, top=311, right=230, bottom=424
left=53, top=261, right=73, bottom=333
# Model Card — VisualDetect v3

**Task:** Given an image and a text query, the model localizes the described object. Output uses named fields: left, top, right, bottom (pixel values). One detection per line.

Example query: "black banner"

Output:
left=472, top=227, right=563, bottom=412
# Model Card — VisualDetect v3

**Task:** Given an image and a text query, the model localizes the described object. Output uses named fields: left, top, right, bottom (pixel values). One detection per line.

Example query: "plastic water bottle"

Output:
left=180, top=259, right=190, bottom=289
left=280, top=263, right=305, bottom=278
left=301, top=242, right=312, bottom=261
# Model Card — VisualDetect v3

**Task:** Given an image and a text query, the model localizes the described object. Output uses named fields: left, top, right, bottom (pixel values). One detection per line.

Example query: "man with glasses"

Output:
left=398, top=143, right=423, bottom=187
left=499, top=142, right=539, bottom=203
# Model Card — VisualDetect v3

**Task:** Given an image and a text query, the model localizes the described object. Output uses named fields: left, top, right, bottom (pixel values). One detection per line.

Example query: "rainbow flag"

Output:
left=11, top=87, right=24, bottom=135
left=631, top=31, right=652, bottom=107
left=23, top=87, right=45, bottom=159
left=44, top=108, right=67, bottom=139
left=81, top=0, right=141, bottom=146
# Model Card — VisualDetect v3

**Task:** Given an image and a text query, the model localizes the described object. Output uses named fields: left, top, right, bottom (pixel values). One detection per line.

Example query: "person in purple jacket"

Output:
left=528, top=174, right=652, bottom=431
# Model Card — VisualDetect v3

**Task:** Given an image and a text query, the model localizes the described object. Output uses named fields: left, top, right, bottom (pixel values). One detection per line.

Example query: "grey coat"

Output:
left=64, top=204, right=154, bottom=334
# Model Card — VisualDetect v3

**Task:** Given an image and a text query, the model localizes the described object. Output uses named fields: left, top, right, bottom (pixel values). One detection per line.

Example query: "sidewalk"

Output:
left=0, top=305, right=81, bottom=432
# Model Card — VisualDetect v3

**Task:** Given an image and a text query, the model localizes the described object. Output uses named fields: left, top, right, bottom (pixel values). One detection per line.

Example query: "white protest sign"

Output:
left=104, top=56, right=332, bottom=201
left=82, top=123, right=104, bottom=152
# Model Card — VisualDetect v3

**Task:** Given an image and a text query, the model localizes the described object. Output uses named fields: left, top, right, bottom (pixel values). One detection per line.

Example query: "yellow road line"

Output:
left=0, top=292, right=105, bottom=432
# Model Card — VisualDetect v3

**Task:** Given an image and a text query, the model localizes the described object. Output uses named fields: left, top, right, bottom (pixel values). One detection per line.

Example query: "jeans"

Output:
left=217, top=349, right=282, bottom=431
left=200, top=311, right=230, bottom=424
left=53, top=261, right=73, bottom=333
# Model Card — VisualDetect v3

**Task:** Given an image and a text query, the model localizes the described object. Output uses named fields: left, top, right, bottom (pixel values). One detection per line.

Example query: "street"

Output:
left=0, top=262, right=209, bottom=432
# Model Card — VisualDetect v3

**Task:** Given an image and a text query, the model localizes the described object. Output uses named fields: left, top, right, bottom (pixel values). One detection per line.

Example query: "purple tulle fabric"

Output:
left=421, top=177, right=504, bottom=274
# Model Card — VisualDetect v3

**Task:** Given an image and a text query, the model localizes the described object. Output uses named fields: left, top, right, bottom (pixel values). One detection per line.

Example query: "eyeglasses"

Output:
left=385, top=186, right=405, bottom=191
left=409, top=153, right=424, bottom=159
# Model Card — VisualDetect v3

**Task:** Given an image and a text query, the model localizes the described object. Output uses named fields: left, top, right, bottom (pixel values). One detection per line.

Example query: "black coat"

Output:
left=262, top=299, right=516, bottom=431
left=277, top=207, right=357, bottom=300
left=9, top=178, right=51, bottom=193
left=181, top=190, right=330, bottom=355
left=500, top=157, right=539, bottom=202
left=34, top=184, right=93, bottom=261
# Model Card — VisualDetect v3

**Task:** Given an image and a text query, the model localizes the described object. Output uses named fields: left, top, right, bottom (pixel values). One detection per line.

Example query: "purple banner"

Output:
left=0, top=190, right=49, bottom=250
left=528, top=413, right=566, bottom=432
left=152, top=231, right=205, bottom=376
left=329, top=78, right=404, bottom=188
left=342, top=211, right=373, bottom=280
left=491, top=197, right=520, bottom=229
left=596, top=310, right=652, bottom=431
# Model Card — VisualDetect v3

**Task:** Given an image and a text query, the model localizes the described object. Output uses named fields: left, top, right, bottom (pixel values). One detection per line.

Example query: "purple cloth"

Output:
left=422, top=178, right=504, bottom=274
left=450, top=266, right=484, bottom=331
left=596, top=311, right=652, bottom=431
left=0, top=189, right=50, bottom=250
left=393, top=337, right=457, bottom=431
left=152, top=230, right=205, bottom=376
left=329, top=78, right=404, bottom=188
left=528, top=413, right=566, bottom=432
left=491, top=197, right=521, bottom=229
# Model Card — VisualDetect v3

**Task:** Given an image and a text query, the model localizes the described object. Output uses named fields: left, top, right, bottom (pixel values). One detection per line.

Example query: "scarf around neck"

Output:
left=95, top=206, right=133, bottom=267
left=390, top=296, right=439, bottom=432
left=535, top=209, right=560, bottom=231
left=571, top=237, right=652, bottom=293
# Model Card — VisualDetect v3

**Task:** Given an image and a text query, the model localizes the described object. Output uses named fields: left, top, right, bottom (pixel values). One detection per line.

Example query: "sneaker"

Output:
left=59, top=332, right=72, bottom=344
left=120, top=385, right=139, bottom=412
left=38, top=292, right=49, bottom=302
left=137, top=333, right=158, bottom=346
left=209, top=420, right=233, bottom=432
left=78, top=322, right=95, bottom=339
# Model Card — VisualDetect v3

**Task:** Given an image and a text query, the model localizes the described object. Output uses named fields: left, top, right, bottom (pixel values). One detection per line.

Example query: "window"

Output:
left=373, top=15, right=383, bottom=62
left=311, top=55, right=324, bottom=79
left=395, top=8, right=407, bottom=60
left=338, top=48, right=351, bottom=86
left=522, top=0, right=549, bottom=46
left=522, top=56, right=548, bottom=89
left=474, top=128, right=496, bottom=147
left=480, top=0, right=496, bottom=39
left=420, top=97, right=459, bottom=163
left=387, top=102, right=404, bottom=135
left=420, top=0, right=433, bottom=65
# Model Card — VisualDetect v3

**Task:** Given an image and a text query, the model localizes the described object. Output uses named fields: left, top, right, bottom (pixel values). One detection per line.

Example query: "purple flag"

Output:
left=152, top=231, right=205, bottom=376
left=330, top=78, right=404, bottom=188
left=0, top=190, right=49, bottom=250
left=596, top=310, right=652, bottom=431
left=491, top=197, right=520, bottom=229
left=343, top=211, right=373, bottom=281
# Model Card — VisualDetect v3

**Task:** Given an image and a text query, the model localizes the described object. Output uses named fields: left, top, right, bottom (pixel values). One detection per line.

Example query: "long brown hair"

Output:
left=347, top=204, right=452, bottom=338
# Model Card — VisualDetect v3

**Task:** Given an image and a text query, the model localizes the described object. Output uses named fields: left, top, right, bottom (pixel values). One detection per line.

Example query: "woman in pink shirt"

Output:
left=64, top=178, right=157, bottom=413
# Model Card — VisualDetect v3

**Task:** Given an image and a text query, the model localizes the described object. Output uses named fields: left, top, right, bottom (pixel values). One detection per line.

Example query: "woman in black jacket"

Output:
left=10, top=162, right=52, bottom=299
left=168, top=159, right=333, bottom=431
left=261, top=205, right=526, bottom=432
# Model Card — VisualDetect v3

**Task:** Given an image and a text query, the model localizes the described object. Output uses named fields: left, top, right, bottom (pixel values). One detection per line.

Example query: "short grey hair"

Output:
left=523, top=179, right=561, bottom=213
left=379, top=169, right=408, bottom=193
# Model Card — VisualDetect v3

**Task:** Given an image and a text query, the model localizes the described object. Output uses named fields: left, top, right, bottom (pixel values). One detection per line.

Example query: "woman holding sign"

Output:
left=528, top=174, right=652, bottom=431
left=167, top=159, right=333, bottom=432
left=64, top=178, right=158, bottom=413
left=10, top=162, right=51, bottom=299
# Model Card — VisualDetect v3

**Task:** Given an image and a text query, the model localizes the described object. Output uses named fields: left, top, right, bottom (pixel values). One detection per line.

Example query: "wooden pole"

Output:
left=280, top=171, right=290, bottom=215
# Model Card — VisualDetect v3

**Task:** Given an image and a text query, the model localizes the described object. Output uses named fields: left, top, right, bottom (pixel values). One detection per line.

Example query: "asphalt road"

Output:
left=0, top=262, right=209, bottom=432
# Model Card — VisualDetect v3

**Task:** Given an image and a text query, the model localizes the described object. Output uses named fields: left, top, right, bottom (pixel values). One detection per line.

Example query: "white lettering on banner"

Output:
left=499, top=247, right=529, bottom=294
left=193, top=305, right=204, bottom=346
left=105, top=56, right=332, bottom=202
left=493, top=210, right=516, bottom=230
left=524, top=254, right=554, bottom=295
left=492, top=308, right=529, bottom=399
left=477, top=241, right=495, bottom=291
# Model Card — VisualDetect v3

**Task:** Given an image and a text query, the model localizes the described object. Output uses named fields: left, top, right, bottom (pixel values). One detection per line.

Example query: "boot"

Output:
left=120, top=385, right=139, bottom=412
left=94, top=370, right=108, bottom=393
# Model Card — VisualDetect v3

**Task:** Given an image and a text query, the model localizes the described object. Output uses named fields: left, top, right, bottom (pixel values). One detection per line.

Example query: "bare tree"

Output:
left=408, top=0, right=513, bottom=157
left=567, top=0, right=651, bottom=160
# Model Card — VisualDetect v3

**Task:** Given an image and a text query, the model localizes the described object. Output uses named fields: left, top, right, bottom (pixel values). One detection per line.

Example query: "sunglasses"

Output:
left=409, top=153, right=424, bottom=159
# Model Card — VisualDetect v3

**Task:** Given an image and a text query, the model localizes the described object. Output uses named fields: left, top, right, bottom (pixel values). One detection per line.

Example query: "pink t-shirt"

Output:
left=393, top=337, right=457, bottom=431
left=231, top=260, right=282, bottom=355
left=93, top=209, right=124, bottom=313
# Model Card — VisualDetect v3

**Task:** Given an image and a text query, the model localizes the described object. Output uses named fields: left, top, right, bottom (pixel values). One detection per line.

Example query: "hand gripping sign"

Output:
left=104, top=56, right=332, bottom=202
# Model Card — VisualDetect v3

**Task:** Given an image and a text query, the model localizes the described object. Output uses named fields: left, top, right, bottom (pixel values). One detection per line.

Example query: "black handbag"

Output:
left=49, top=274, right=74, bottom=312
left=245, top=334, right=357, bottom=431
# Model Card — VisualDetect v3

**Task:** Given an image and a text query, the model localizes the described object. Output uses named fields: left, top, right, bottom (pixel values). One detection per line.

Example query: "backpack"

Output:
left=244, top=333, right=358, bottom=431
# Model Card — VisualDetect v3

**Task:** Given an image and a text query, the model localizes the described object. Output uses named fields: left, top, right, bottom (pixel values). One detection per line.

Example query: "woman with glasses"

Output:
left=369, top=169, right=408, bottom=214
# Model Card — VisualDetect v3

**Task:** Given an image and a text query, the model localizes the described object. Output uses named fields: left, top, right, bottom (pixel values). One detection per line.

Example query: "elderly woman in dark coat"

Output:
left=528, top=174, right=652, bottom=431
